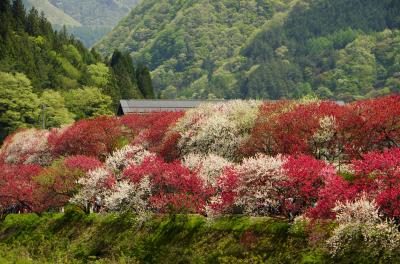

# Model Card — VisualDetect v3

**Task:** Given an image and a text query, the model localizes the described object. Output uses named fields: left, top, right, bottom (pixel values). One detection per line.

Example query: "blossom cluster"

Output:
left=1, top=95, right=400, bottom=256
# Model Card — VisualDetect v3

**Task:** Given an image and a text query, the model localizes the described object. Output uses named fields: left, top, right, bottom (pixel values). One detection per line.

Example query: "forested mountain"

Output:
left=97, top=0, right=400, bottom=100
left=22, top=0, right=139, bottom=47
left=0, top=0, right=153, bottom=141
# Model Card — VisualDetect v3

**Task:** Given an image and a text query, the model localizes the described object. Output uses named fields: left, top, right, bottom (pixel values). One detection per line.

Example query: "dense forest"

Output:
left=96, top=0, right=400, bottom=101
left=0, top=0, right=154, bottom=142
left=22, top=0, right=139, bottom=47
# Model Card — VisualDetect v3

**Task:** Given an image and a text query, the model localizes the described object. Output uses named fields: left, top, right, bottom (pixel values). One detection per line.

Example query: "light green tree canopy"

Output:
left=64, top=86, right=113, bottom=120
left=0, top=72, right=40, bottom=140
left=40, top=90, right=75, bottom=128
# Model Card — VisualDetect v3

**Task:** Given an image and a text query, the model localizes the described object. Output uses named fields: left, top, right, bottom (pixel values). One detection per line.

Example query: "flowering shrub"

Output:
left=104, top=145, right=154, bottom=176
left=306, top=173, right=358, bottom=219
left=64, top=155, right=103, bottom=172
left=70, top=167, right=113, bottom=212
left=0, top=163, right=43, bottom=213
left=48, top=116, right=123, bottom=160
left=124, top=157, right=213, bottom=214
left=352, top=148, right=400, bottom=219
left=282, top=155, right=336, bottom=218
left=104, top=178, right=151, bottom=221
left=241, top=100, right=297, bottom=156
left=0, top=129, right=52, bottom=166
left=326, top=196, right=400, bottom=258
left=183, top=153, right=232, bottom=187
left=346, top=95, right=400, bottom=158
left=121, top=112, right=184, bottom=152
left=234, top=154, right=287, bottom=216
left=174, top=101, right=261, bottom=161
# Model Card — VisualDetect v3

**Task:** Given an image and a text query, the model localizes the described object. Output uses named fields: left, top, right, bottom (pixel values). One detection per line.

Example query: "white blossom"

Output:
left=234, top=154, right=287, bottom=216
left=327, top=196, right=400, bottom=257
left=70, top=168, right=111, bottom=209
left=104, top=177, right=151, bottom=221
left=183, top=153, right=232, bottom=187
left=105, top=145, right=155, bottom=176
left=0, top=129, right=52, bottom=166
left=174, top=100, right=261, bottom=160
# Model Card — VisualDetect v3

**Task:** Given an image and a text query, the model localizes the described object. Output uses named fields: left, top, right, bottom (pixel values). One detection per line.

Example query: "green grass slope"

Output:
left=0, top=208, right=396, bottom=263
left=0, top=209, right=321, bottom=264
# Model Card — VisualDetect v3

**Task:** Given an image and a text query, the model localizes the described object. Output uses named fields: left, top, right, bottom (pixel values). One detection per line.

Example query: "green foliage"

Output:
left=0, top=72, right=40, bottom=141
left=0, top=213, right=313, bottom=263
left=96, top=0, right=400, bottom=100
left=64, top=86, right=113, bottom=120
left=108, top=50, right=145, bottom=108
left=0, top=1, right=154, bottom=141
left=1, top=212, right=397, bottom=263
left=136, top=63, right=155, bottom=99
left=239, top=0, right=400, bottom=101
left=96, top=0, right=283, bottom=99
left=39, top=90, right=74, bottom=127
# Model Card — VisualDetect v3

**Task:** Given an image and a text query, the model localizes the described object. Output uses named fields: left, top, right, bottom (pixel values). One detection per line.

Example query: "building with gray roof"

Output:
left=117, top=99, right=225, bottom=115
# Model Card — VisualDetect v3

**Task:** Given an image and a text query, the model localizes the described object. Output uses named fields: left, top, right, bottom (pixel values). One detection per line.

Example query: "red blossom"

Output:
left=0, top=163, right=43, bottom=212
left=49, top=116, right=123, bottom=160
left=123, top=157, right=213, bottom=214
left=64, top=155, right=103, bottom=173
left=281, top=155, right=334, bottom=217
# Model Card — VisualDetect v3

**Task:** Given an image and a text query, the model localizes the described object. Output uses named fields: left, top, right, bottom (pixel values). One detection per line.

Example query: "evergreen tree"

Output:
left=136, top=63, right=155, bottom=99
left=109, top=50, right=143, bottom=100
left=26, top=7, right=40, bottom=36
left=11, top=0, right=26, bottom=31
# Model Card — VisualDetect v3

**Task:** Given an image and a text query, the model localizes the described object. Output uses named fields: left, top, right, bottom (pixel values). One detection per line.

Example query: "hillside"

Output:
left=22, top=0, right=139, bottom=47
left=1, top=96, right=400, bottom=263
left=95, top=0, right=289, bottom=98
left=0, top=0, right=153, bottom=141
left=0, top=213, right=328, bottom=263
left=22, top=0, right=81, bottom=26
left=96, top=0, right=400, bottom=101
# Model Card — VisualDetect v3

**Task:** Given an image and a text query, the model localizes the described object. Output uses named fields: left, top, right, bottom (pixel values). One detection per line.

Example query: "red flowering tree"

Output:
left=345, top=95, right=400, bottom=159
left=64, top=155, right=103, bottom=173
left=157, top=131, right=182, bottom=161
left=243, top=100, right=369, bottom=164
left=123, top=157, right=213, bottom=214
left=352, top=148, right=400, bottom=219
left=210, top=167, right=241, bottom=215
left=120, top=111, right=184, bottom=152
left=0, top=164, right=43, bottom=218
left=49, top=116, right=123, bottom=160
left=281, top=155, right=335, bottom=218
left=241, top=101, right=295, bottom=157
left=306, top=174, right=358, bottom=219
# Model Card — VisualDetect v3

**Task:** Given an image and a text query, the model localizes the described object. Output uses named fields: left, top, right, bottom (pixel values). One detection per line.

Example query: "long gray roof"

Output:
left=118, top=99, right=225, bottom=115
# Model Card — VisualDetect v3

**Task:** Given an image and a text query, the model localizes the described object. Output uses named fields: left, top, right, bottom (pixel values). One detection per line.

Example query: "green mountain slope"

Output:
left=95, top=0, right=291, bottom=98
left=238, top=0, right=400, bottom=101
left=22, top=0, right=139, bottom=47
left=96, top=0, right=400, bottom=100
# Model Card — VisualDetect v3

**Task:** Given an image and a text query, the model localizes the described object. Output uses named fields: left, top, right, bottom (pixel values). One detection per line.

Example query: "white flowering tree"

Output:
left=174, top=100, right=261, bottom=161
left=327, top=196, right=400, bottom=258
left=0, top=129, right=52, bottom=166
left=183, top=153, right=232, bottom=187
left=234, top=154, right=287, bottom=216
left=71, top=144, right=155, bottom=214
